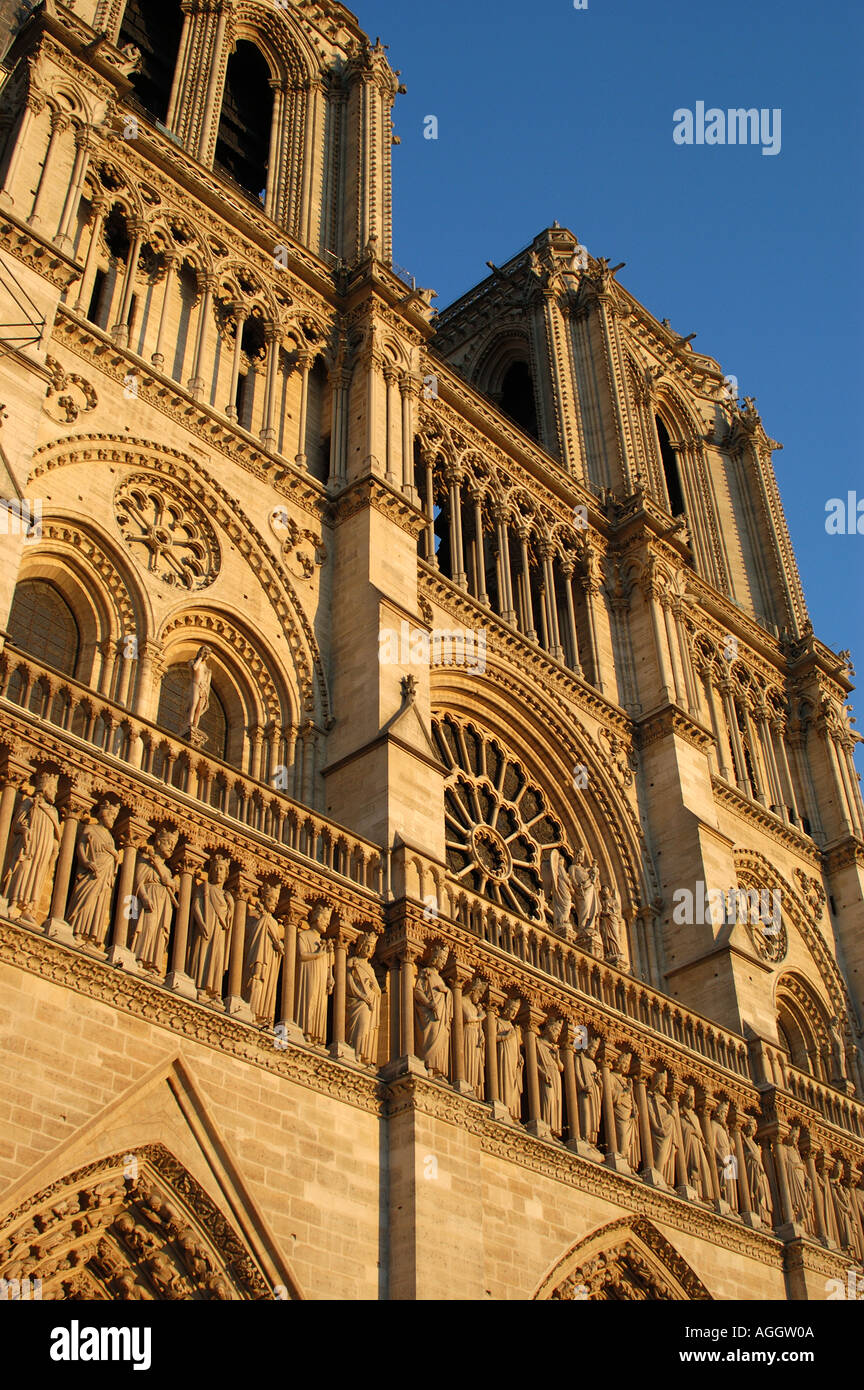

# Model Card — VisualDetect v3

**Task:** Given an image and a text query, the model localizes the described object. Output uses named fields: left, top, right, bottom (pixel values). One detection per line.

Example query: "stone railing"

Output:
left=0, top=646, right=384, bottom=894
left=435, top=877, right=752, bottom=1079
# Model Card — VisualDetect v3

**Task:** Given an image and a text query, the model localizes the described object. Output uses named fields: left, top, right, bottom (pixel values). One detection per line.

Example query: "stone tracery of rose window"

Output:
left=114, top=475, right=221, bottom=590
left=433, top=714, right=566, bottom=922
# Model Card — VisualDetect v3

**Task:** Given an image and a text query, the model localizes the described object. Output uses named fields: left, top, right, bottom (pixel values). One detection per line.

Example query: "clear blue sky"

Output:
left=358, top=0, right=864, bottom=762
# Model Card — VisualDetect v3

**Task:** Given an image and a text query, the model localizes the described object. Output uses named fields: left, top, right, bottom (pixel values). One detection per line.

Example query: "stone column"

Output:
left=55, top=125, right=91, bottom=249
left=772, top=716, right=800, bottom=823
left=196, top=1, right=230, bottom=162
left=29, top=109, right=69, bottom=228
left=0, top=760, right=28, bottom=883
left=0, top=91, right=43, bottom=209
left=470, top=490, right=489, bottom=605
left=517, top=530, right=537, bottom=641
left=295, top=348, right=314, bottom=468
left=223, top=879, right=253, bottom=1019
left=260, top=323, right=281, bottom=450
left=493, top=507, right=516, bottom=624
left=110, top=219, right=145, bottom=347
left=225, top=304, right=248, bottom=419
left=703, top=667, right=731, bottom=780
left=186, top=273, right=215, bottom=400
left=150, top=252, right=178, bottom=370
left=562, top=1031, right=581, bottom=1150
left=72, top=194, right=107, bottom=315
left=446, top=469, right=467, bottom=589
left=278, top=907, right=304, bottom=1045
left=382, top=362, right=398, bottom=485
left=44, top=784, right=91, bottom=943
left=583, top=548, right=604, bottom=693
left=560, top=561, right=583, bottom=676
left=718, top=680, right=749, bottom=793
left=399, top=374, right=418, bottom=502
left=107, top=816, right=147, bottom=971
left=166, top=847, right=204, bottom=999
left=541, top=544, right=564, bottom=659
left=329, top=925, right=353, bottom=1061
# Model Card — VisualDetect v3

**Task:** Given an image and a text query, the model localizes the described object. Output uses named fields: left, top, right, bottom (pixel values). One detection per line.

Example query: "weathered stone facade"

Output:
left=0, top=0, right=862, bottom=1301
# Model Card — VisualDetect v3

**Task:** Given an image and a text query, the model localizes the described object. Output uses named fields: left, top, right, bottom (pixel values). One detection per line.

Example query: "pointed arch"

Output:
left=534, top=1216, right=713, bottom=1300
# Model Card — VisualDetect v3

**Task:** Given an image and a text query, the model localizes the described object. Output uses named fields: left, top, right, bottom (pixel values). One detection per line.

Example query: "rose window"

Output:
left=114, top=476, right=220, bottom=590
left=433, top=714, right=566, bottom=921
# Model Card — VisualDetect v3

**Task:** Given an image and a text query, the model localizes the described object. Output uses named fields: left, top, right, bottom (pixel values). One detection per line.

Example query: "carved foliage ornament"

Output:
left=114, top=475, right=221, bottom=590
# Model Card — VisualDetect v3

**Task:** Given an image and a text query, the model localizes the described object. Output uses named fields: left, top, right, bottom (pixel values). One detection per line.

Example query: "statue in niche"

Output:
left=828, top=1018, right=850, bottom=1087
left=598, top=884, right=624, bottom=964
left=67, top=797, right=122, bottom=946
left=130, top=826, right=179, bottom=973
left=570, top=849, right=600, bottom=952
left=413, top=943, right=452, bottom=1076
left=497, top=996, right=524, bottom=1121
left=679, top=1085, right=712, bottom=1199
left=709, top=1099, right=738, bottom=1210
left=187, top=645, right=213, bottom=736
left=189, top=854, right=233, bottom=999
left=536, top=1016, right=564, bottom=1134
left=740, top=1116, right=772, bottom=1223
left=609, top=1051, right=639, bottom=1168
left=461, top=975, right=486, bottom=1097
left=829, top=1159, right=857, bottom=1252
left=345, top=931, right=382, bottom=1065
left=646, top=1069, right=677, bottom=1185
left=783, top=1121, right=812, bottom=1228
left=547, top=848, right=573, bottom=937
left=243, top=882, right=283, bottom=1023
left=296, top=901, right=334, bottom=1045
left=3, top=769, right=61, bottom=923
left=574, top=1035, right=602, bottom=1146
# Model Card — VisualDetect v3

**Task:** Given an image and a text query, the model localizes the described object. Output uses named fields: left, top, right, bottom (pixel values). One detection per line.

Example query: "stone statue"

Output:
left=740, top=1117, right=772, bottom=1223
left=570, top=849, right=600, bottom=952
left=828, top=1017, right=849, bottom=1086
left=679, top=1085, right=712, bottom=1199
left=536, top=1016, right=564, bottom=1134
left=497, top=996, right=524, bottom=1121
left=67, top=797, right=121, bottom=946
left=783, top=1122, right=812, bottom=1228
left=296, top=901, right=334, bottom=1045
left=243, top=882, right=283, bottom=1023
left=130, top=826, right=179, bottom=973
left=548, top=848, right=573, bottom=936
left=345, top=931, right=382, bottom=1065
left=598, top=884, right=624, bottom=964
left=646, top=1069, right=677, bottom=1185
left=609, top=1051, right=639, bottom=1168
left=709, top=1100, right=738, bottom=1210
left=461, top=975, right=486, bottom=1097
left=413, top=943, right=452, bottom=1076
left=187, top=645, right=212, bottom=735
left=189, top=854, right=233, bottom=998
left=574, top=1035, right=602, bottom=1145
left=829, top=1159, right=857, bottom=1252
left=3, top=770, right=61, bottom=923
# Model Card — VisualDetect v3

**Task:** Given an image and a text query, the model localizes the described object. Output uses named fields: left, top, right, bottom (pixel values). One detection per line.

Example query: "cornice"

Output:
left=711, top=776, right=824, bottom=865
left=0, top=919, right=385, bottom=1115
left=387, top=1072, right=785, bottom=1270
left=0, top=211, right=80, bottom=292
left=330, top=473, right=427, bottom=539
left=636, top=704, right=715, bottom=754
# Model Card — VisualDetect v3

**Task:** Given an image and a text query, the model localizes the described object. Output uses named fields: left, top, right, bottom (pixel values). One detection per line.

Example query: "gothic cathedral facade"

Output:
left=0, top=0, right=862, bottom=1302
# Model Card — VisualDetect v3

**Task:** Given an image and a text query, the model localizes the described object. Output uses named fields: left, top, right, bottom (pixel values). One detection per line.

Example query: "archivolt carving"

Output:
left=0, top=1146, right=282, bottom=1300
left=28, top=437, right=329, bottom=722
left=35, top=516, right=144, bottom=642
left=733, top=850, right=856, bottom=1029
left=535, top=1216, right=713, bottom=1301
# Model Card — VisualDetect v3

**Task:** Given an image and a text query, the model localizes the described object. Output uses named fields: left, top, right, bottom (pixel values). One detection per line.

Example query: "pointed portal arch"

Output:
left=534, top=1216, right=713, bottom=1301
left=0, top=1145, right=299, bottom=1300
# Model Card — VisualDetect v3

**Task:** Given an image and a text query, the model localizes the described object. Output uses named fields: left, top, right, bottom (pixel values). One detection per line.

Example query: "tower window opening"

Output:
left=215, top=42, right=273, bottom=201
left=118, top=0, right=185, bottom=125
left=499, top=361, right=539, bottom=440
left=656, top=416, right=686, bottom=517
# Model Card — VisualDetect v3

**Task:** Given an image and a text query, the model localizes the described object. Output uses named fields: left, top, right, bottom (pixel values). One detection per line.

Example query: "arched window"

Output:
left=499, top=361, right=539, bottom=440
left=7, top=580, right=80, bottom=676
left=215, top=42, right=273, bottom=201
left=118, top=0, right=185, bottom=125
left=656, top=416, right=686, bottom=517
left=157, top=664, right=228, bottom=760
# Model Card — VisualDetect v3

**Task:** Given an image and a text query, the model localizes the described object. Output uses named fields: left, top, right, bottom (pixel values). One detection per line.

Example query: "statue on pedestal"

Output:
left=609, top=1051, right=639, bottom=1168
left=679, top=1085, right=712, bottom=1199
left=570, top=849, right=600, bottom=953
left=3, top=770, right=61, bottom=923
left=598, top=884, right=625, bottom=965
left=67, top=796, right=121, bottom=946
left=574, top=1035, right=602, bottom=1145
left=646, top=1069, right=677, bottom=1185
left=740, top=1116, right=772, bottom=1223
left=462, top=975, right=486, bottom=1097
left=783, top=1121, right=812, bottom=1229
left=186, top=645, right=212, bottom=739
left=413, top=943, right=452, bottom=1075
left=189, top=854, right=233, bottom=998
left=244, top=882, right=283, bottom=1023
left=131, top=826, right=179, bottom=973
left=346, top=931, right=381, bottom=1065
left=497, top=996, right=524, bottom=1120
left=536, top=1016, right=564, bottom=1134
left=296, top=901, right=334, bottom=1045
